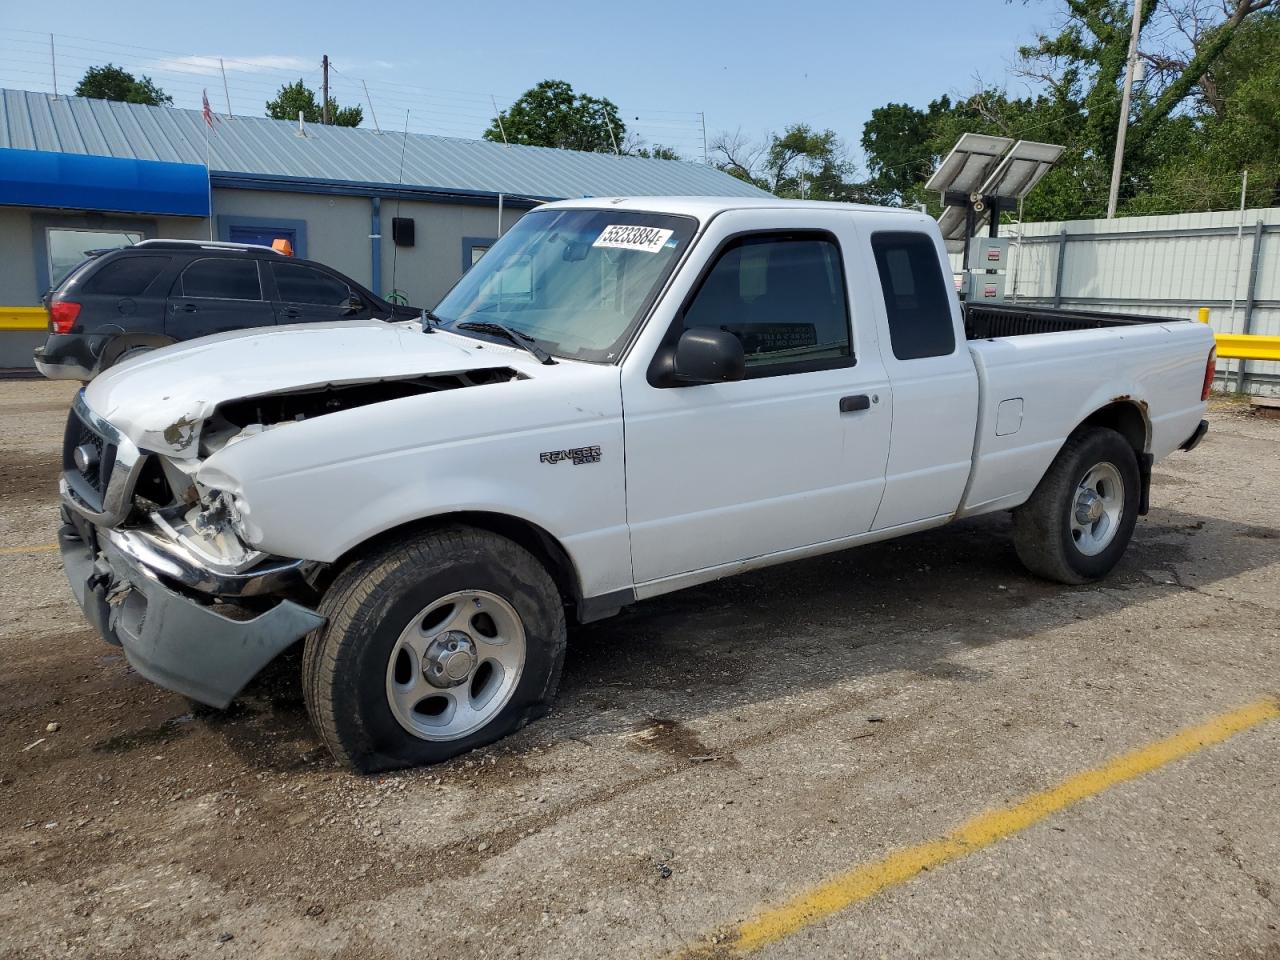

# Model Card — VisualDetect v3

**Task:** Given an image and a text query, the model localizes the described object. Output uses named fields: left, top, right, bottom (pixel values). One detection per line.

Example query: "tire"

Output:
left=107, top=346, right=153, bottom=369
left=1012, top=426, right=1140, bottom=585
left=302, top=526, right=566, bottom=773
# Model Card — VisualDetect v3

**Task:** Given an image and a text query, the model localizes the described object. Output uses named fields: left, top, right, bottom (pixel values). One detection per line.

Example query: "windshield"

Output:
left=432, top=208, right=697, bottom=362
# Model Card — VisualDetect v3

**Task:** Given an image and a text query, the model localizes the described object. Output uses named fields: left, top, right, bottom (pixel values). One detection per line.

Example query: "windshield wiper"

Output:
left=419, top=308, right=445, bottom=333
left=456, top=321, right=557, bottom=365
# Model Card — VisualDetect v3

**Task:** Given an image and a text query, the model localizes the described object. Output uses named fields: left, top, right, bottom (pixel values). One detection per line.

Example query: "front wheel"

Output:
left=303, top=527, right=566, bottom=772
left=1012, top=427, right=1140, bottom=584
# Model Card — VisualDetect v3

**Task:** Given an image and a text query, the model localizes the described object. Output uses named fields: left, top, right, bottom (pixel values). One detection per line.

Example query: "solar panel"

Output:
left=978, top=141, right=1066, bottom=200
left=923, top=133, right=1014, bottom=195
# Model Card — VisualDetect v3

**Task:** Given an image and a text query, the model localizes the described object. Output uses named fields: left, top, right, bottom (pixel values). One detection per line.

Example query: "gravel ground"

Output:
left=0, top=378, right=1277, bottom=960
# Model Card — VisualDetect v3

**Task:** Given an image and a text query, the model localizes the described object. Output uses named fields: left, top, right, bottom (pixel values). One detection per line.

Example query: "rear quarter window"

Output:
left=82, top=256, right=170, bottom=296
left=871, top=232, right=956, bottom=361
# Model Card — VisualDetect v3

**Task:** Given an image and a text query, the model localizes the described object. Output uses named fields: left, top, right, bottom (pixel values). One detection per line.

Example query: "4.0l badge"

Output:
left=540, top=445, right=602, bottom=466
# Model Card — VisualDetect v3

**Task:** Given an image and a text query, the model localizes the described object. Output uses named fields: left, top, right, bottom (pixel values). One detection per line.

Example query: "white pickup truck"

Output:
left=58, top=197, right=1215, bottom=771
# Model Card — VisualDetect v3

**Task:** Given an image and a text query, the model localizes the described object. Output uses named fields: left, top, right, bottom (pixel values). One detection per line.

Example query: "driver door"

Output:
left=620, top=209, right=892, bottom=586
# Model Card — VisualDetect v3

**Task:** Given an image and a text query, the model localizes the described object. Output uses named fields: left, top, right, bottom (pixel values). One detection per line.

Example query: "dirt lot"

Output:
left=1, top=378, right=1277, bottom=960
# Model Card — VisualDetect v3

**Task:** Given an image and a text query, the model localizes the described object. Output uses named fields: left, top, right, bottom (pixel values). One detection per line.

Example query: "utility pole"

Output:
left=50, top=33, right=58, bottom=99
left=321, top=55, right=330, bottom=125
left=1106, top=0, right=1143, bottom=219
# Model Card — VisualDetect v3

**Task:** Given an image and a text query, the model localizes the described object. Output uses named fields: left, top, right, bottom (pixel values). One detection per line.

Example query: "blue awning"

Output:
left=0, top=147, right=208, bottom=217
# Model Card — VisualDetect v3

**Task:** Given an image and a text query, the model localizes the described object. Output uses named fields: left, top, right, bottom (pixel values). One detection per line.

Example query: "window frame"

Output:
left=461, top=236, right=496, bottom=273
left=646, top=228, right=856, bottom=387
left=176, top=256, right=264, bottom=302
left=270, top=260, right=353, bottom=307
left=869, top=230, right=958, bottom=362
left=45, top=226, right=145, bottom=290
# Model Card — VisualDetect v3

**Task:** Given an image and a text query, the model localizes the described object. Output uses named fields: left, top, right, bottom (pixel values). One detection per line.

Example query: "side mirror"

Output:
left=342, top=294, right=366, bottom=316
left=670, top=328, right=746, bottom=385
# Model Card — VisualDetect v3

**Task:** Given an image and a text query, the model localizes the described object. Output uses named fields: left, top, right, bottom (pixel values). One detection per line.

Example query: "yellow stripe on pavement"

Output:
left=673, top=697, right=1280, bottom=959
left=0, top=542, right=59, bottom=557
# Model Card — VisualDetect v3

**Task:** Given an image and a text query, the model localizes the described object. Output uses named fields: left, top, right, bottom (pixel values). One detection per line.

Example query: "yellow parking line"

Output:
left=672, top=697, right=1280, bottom=959
left=0, top=542, right=59, bottom=557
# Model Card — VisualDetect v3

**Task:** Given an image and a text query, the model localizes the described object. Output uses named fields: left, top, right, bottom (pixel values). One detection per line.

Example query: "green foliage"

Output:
left=857, top=0, right=1279, bottom=220
left=74, top=64, right=172, bottom=106
left=712, top=124, right=869, bottom=201
left=266, top=79, right=363, bottom=127
left=484, top=80, right=624, bottom=153
left=633, top=144, right=683, bottom=160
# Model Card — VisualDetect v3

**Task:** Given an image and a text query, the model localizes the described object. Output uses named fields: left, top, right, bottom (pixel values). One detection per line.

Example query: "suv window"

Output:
left=179, top=258, right=262, bottom=300
left=82, top=255, right=170, bottom=296
left=871, top=232, right=955, bottom=360
left=681, top=233, right=851, bottom=372
left=272, top=262, right=351, bottom=306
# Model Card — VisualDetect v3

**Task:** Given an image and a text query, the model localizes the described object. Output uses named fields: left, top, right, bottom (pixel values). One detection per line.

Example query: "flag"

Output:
left=202, top=89, right=214, bottom=128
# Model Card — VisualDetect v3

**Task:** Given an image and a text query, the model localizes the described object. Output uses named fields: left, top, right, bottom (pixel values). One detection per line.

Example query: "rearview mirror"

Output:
left=670, top=328, right=746, bottom=385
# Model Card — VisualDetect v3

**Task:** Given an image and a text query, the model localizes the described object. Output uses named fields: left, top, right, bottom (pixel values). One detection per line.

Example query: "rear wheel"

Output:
left=302, top=526, right=566, bottom=772
left=1012, top=427, right=1140, bottom=584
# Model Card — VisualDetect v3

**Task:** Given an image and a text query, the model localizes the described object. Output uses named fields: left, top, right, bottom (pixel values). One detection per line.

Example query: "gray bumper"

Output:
left=59, top=519, right=326, bottom=708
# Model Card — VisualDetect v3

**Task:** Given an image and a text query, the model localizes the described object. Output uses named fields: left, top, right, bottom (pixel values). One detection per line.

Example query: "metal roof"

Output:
left=0, top=88, right=769, bottom=203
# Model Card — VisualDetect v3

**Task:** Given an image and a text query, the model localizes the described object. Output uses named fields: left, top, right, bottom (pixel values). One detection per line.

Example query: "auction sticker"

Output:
left=592, top=224, right=674, bottom=253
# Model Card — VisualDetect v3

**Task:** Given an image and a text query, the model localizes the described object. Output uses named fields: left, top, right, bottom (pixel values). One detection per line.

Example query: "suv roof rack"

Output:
left=133, top=239, right=285, bottom=255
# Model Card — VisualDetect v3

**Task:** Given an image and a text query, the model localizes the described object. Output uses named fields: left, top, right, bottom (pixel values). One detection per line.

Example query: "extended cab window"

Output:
left=272, top=262, right=351, bottom=305
left=82, top=255, right=169, bottom=296
left=682, top=233, right=851, bottom=373
left=180, top=258, right=262, bottom=300
left=871, top=232, right=955, bottom=360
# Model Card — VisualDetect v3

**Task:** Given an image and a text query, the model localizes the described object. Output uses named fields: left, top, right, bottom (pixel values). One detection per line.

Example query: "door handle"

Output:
left=182, top=303, right=198, bottom=313
left=283, top=308, right=300, bottom=318
left=839, top=394, right=871, bottom=413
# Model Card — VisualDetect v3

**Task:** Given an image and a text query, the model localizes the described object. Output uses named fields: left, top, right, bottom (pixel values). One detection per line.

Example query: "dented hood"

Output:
left=84, top=320, right=538, bottom=458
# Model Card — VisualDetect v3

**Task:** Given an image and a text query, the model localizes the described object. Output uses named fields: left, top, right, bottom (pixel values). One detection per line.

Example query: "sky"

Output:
left=0, top=0, right=1058, bottom=170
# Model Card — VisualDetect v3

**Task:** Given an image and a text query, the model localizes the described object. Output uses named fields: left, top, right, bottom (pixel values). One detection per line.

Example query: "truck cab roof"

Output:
left=543, top=195, right=926, bottom=222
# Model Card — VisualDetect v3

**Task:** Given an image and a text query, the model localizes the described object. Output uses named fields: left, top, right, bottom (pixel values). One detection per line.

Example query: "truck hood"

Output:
left=84, top=320, right=545, bottom=458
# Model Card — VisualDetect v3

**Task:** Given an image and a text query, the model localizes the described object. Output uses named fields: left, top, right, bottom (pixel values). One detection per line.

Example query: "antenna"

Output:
left=219, top=58, right=232, bottom=117
left=491, top=96, right=509, bottom=145
left=362, top=79, right=380, bottom=133
left=49, top=33, right=58, bottom=99
left=389, top=109, right=411, bottom=299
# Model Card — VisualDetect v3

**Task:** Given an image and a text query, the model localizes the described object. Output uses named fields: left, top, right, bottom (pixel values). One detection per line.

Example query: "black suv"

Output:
left=35, top=240, right=419, bottom=380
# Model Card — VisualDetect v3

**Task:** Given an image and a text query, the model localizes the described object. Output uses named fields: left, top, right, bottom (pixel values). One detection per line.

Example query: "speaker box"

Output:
left=392, top=217, right=415, bottom=247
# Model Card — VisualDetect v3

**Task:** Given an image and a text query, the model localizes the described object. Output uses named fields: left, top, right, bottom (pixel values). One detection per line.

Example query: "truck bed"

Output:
left=963, top=302, right=1185, bottom=340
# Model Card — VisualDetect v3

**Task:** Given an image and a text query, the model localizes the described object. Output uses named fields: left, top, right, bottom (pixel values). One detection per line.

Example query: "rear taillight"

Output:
left=1201, top=345, right=1216, bottom=401
left=49, top=300, right=81, bottom=334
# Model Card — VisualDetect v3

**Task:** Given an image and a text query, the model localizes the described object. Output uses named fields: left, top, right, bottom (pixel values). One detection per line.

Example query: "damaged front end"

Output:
left=59, top=366, right=525, bottom=707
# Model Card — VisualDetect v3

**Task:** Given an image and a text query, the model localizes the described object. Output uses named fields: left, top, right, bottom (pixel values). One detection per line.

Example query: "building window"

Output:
left=462, top=236, right=497, bottom=273
left=46, top=228, right=143, bottom=288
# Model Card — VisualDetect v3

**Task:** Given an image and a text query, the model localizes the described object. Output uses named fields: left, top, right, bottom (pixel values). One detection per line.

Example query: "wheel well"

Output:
left=1077, top=400, right=1153, bottom=515
left=99, top=334, right=176, bottom=369
left=326, top=512, right=582, bottom=612
left=1079, top=400, right=1148, bottom=455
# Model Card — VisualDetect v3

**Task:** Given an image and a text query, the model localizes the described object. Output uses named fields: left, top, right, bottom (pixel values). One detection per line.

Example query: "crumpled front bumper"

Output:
left=59, top=512, right=326, bottom=708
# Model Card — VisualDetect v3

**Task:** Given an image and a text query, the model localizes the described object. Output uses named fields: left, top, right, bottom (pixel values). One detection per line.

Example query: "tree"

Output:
left=711, top=124, right=871, bottom=201
left=632, top=144, right=683, bottom=160
left=74, top=64, right=172, bottom=106
left=484, top=80, right=624, bottom=153
left=266, top=79, right=363, bottom=127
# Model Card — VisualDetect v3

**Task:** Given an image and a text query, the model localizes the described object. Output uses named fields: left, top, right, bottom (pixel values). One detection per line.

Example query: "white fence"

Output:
left=963, top=207, right=1280, bottom=395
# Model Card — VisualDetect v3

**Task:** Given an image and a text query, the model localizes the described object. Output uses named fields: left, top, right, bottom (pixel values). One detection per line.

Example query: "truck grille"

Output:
left=63, top=406, right=117, bottom=511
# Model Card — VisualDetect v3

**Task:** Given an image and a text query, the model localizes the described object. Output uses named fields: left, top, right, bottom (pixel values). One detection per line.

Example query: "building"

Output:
left=0, top=88, right=767, bottom=368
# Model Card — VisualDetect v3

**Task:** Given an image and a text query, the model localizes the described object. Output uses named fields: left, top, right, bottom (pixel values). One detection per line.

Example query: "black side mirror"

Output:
left=670, top=328, right=746, bottom=385
left=342, top=294, right=366, bottom=316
